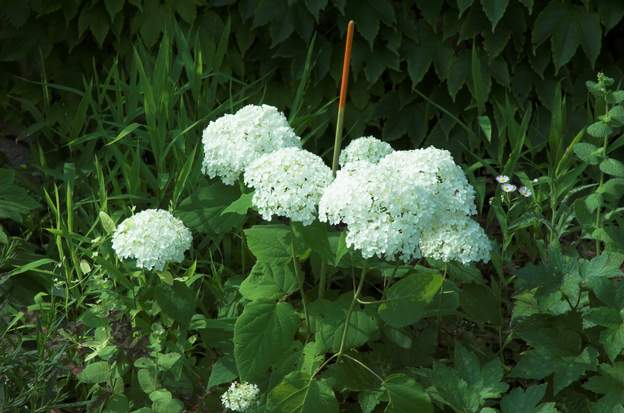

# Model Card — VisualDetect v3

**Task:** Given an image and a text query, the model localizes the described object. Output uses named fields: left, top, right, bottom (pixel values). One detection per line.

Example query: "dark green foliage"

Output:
left=2, top=0, right=624, bottom=159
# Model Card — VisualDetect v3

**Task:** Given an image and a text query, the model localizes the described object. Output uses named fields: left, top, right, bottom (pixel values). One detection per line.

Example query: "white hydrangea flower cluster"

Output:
left=112, top=209, right=192, bottom=271
left=319, top=146, right=491, bottom=264
left=221, top=381, right=260, bottom=412
left=419, top=216, right=491, bottom=264
left=244, top=147, right=333, bottom=225
left=338, top=136, right=394, bottom=167
left=201, top=104, right=301, bottom=185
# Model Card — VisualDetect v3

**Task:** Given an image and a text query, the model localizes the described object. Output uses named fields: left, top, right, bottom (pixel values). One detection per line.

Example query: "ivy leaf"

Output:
left=481, top=0, right=509, bottom=31
left=378, top=271, right=444, bottom=328
left=304, top=0, right=329, bottom=21
left=384, top=374, right=433, bottom=413
left=532, top=2, right=602, bottom=71
left=267, top=371, right=339, bottom=413
left=347, top=1, right=380, bottom=48
left=596, top=0, right=624, bottom=32
left=104, top=0, right=124, bottom=19
left=234, top=300, right=299, bottom=381
left=239, top=260, right=298, bottom=301
left=583, top=362, right=624, bottom=405
left=414, top=0, right=444, bottom=29
left=78, top=5, right=110, bottom=47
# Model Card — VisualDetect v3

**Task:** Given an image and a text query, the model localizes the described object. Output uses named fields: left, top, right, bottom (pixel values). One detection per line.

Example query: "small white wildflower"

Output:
left=501, top=183, right=517, bottom=193
left=221, top=381, right=260, bottom=412
left=496, top=175, right=510, bottom=183
left=518, top=186, right=532, bottom=197
left=532, top=178, right=539, bottom=183
left=201, top=104, right=301, bottom=185
left=419, top=216, right=492, bottom=264
left=338, top=136, right=394, bottom=167
left=244, top=147, right=333, bottom=225
left=112, top=209, right=192, bottom=271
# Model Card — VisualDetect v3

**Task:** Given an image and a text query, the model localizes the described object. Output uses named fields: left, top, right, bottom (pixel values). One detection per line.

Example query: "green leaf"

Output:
left=77, top=361, right=110, bottom=384
left=347, top=1, right=380, bottom=48
left=156, top=352, right=181, bottom=370
left=234, top=300, right=299, bottom=381
left=267, top=371, right=339, bottom=413
left=155, top=281, right=196, bottom=325
left=384, top=374, right=433, bottom=413
left=221, top=192, right=253, bottom=215
left=0, top=170, right=39, bottom=223
left=0, top=226, right=7, bottom=245
left=480, top=0, right=509, bottom=31
left=600, top=158, right=624, bottom=177
left=244, top=224, right=294, bottom=261
left=138, top=368, right=158, bottom=393
left=478, top=115, right=492, bottom=142
left=500, top=384, right=548, bottom=413
left=532, top=2, right=602, bottom=71
left=104, top=0, right=124, bottom=19
left=460, top=283, right=502, bottom=324
left=457, top=0, right=474, bottom=17
left=176, top=182, right=246, bottom=236
left=309, top=295, right=378, bottom=352
left=573, top=142, right=602, bottom=165
left=378, top=271, right=444, bottom=327
left=103, top=394, right=130, bottom=413
left=511, top=347, right=598, bottom=394
left=207, top=355, right=238, bottom=389
left=588, top=121, right=613, bottom=138
left=239, top=260, right=298, bottom=301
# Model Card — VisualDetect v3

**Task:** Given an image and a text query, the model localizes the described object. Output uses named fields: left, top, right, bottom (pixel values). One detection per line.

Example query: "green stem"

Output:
left=318, top=261, right=327, bottom=299
left=595, top=97, right=610, bottom=256
left=342, top=354, right=384, bottom=383
left=436, top=265, right=448, bottom=335
left=291, top=239, right=311, bottom=335
left=331, top=107, right=346, bottom=175
left=337, top=266, right=367, bottom=358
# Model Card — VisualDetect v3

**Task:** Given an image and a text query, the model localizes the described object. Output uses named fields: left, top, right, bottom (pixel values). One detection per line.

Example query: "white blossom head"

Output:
left=201, top=104, right=301, bottom=185
left=501, top=183, right=517, bottom=193
left=221, top=381, right=260, bottom=412
left=244, top=147, right=333, bottom=225
left=112, top=209, right=192, bottom=271
left=518, top=186, right=532, bottom=197
left=419, top=216, right=492, bottom=264
left=320, top=147, right=485, bottom=263
left=339, top=136, right=394, bottom=167
left=496, top=175, right=510, bottom=183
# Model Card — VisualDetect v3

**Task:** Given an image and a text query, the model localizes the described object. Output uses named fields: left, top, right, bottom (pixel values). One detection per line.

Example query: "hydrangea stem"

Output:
left=337, top=265, right=367, bottom=358
left=291, top=234, right=311, bottom=335
left=331, top=20, right=355, bottom=175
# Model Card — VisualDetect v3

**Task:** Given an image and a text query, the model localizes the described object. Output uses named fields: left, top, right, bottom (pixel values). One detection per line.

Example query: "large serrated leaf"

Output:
left=267, top=371, right=339, bottom=413
left=234, top=301, right=299, bottom=381
left=378, top=272, right=443, bottom=327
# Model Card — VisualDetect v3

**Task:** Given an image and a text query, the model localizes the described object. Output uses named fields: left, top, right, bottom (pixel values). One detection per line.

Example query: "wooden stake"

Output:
left=331, top=20, right=355, bottom=175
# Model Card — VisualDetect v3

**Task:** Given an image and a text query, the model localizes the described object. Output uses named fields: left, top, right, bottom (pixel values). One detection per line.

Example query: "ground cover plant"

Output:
left=1, top=1, right=624, bottom=413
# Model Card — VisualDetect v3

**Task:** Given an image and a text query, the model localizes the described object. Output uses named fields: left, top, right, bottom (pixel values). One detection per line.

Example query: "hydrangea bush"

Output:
left=100, top=104, right=496, bottom=412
